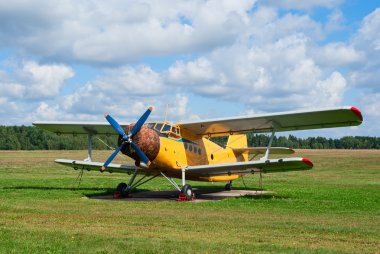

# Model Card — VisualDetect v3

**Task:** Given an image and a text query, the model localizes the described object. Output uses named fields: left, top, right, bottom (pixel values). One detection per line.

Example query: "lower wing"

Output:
left=55, top=159, right=137, bottom=174
left=184, top=157, right=313, bottom=176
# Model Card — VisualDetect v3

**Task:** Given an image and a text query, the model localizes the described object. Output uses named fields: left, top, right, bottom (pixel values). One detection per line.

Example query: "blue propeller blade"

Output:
left=130, top=142, right=150, bottom=166
left=130, top=106, right=153, bottom=136
left=104, top=114, right=126, bottom=137
left=101, top=143, right=124, bottom=171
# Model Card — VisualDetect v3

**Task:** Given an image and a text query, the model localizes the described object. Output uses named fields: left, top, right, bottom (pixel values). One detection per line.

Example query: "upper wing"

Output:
left=185, top=157, right=313, bottom=176
left=178, top=106, right=363, bottom=137
left=55, top=159, right=137, bottom=174
left=230, top=147, right=294, bottom=155
left=32, top=121, right=131, bottom=135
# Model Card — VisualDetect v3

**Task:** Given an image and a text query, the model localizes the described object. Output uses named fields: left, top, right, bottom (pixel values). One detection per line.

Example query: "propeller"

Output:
left=101, top=106, right=153, bottom=171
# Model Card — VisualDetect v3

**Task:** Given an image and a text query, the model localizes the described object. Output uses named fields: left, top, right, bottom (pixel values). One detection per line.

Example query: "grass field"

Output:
left=0, top=149, right=379, bottom=254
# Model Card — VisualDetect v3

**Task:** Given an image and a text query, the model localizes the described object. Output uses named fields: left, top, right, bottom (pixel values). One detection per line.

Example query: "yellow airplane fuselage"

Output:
left=149, top=128, right=248, bottom=182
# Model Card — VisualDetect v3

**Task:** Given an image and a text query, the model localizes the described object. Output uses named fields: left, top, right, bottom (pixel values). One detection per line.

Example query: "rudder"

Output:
left=227, top=134, right=248, bottom=161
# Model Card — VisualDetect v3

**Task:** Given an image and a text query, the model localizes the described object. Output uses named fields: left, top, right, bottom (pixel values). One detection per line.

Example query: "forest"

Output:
left=0, top=125, right=379, bottom=150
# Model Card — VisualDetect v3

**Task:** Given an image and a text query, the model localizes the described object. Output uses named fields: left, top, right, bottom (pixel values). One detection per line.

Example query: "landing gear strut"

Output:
left=225, top=181, right=233, bottom=191
left=113, top=168, right=160, bottom=199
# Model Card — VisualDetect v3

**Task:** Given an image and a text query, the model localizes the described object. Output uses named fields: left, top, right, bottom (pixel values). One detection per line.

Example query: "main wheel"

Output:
left=225, top=182, right=232, bottom=191
left=115, top=182, right=129, bottom=198
left=181, top=184, right=193, bottom=201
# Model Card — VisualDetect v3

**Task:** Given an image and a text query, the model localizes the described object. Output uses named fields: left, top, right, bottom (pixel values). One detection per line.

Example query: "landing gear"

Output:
left=225, top=181, right=233, bottom=191
left=114, top=182, right=129, bottom=198
left=178, top=184, right=194, bottom=201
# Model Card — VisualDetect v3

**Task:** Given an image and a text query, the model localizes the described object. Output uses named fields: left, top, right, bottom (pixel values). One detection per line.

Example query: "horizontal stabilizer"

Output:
left=55, top=159, right=137, bottom=174
left=185, top=157, right=313, bottom=176
left=231, top=147, right=294, bottom=155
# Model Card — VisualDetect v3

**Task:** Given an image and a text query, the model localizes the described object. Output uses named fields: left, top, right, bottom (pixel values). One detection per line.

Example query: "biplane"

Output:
left=33, top=106, right=363, bottom=201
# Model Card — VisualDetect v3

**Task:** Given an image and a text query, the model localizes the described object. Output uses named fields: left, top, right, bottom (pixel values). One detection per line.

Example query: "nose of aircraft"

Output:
left=119, top=124, right=160, bottom=163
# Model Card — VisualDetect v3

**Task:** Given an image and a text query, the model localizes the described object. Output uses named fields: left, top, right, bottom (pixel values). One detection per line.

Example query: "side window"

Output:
left=184, top=143, right=188, bottom=150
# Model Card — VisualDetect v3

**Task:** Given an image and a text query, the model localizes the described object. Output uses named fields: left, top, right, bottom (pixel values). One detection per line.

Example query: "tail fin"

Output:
left=227, top=134, right=248, bottom=161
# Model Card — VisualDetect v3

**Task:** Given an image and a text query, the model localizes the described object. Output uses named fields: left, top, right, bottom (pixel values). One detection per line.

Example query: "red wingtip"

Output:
left=101, top=166, right=105, bottom=171
left=148, top=106, right=153, bottom=111
left=302, top=158, right=314, bottom=167
left=289, top=148, right=295, bottom=153
left=350, top=107, right=363, bottom=122
left=104, top=113, right=108, bottom=118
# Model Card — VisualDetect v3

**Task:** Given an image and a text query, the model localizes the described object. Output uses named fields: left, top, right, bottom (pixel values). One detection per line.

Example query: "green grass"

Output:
left=0, top=150, right=379, bottom=253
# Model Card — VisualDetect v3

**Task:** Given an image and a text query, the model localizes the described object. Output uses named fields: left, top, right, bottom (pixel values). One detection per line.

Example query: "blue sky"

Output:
left=0, top=0, right=379, bottom=137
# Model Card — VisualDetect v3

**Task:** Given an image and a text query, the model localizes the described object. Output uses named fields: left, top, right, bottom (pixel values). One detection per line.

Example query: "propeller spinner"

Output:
left=101, top=107, right=153, bottom=171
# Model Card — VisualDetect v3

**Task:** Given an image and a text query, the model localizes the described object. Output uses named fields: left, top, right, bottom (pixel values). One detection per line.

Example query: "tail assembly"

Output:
left=226, top=134, right=248, bottom=161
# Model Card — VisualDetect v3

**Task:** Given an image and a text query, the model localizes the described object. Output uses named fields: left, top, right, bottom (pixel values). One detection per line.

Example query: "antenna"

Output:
left=164, top=104, right=169, bottom=123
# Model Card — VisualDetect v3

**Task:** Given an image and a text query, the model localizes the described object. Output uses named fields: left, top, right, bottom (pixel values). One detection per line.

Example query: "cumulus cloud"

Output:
left=165, top=33, right=347, bottom=111
left=0, top=61, right=74, bottom=100
left=0, top=0, right=256, bottom=64
left=62, top=65, right=163, bottom=116
left=260, top=0, right=343, bottom=10
left=349, top=8, right=380, bottom=90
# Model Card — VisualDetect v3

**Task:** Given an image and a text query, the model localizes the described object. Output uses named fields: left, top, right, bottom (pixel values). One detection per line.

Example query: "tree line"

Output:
left=0, top=125, right=379, bottom=150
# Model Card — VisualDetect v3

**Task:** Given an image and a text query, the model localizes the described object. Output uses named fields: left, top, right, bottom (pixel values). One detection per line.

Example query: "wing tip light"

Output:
left=350, top=107, right=363, bottom=122
left=302, top=158, right=314, bottom=168
left=104, top=113, right=109, bottom=118
left=148, top=106, right=154, bottom=111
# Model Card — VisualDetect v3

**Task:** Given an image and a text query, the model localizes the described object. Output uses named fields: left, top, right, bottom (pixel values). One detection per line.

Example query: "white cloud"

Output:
left=0, top=97, right=18, bottom=114
left=62, top=65, right=163, bottom=116
left=349, top=8, right=380, bottom=90
left=313, top=43, right=364, bottom=67
left=0, top=0, right=256, bottom=64
left=165, top=33, right=347, bottom=111
left=0, top=61, right=73, bottom=100
left=22, top=61, right=74, bottom=98
left=260, top=0, right=343, bottom=10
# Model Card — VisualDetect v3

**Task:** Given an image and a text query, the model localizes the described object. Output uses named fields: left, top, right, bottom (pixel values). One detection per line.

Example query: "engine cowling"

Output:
left=118, top=124, right=160, bottom=163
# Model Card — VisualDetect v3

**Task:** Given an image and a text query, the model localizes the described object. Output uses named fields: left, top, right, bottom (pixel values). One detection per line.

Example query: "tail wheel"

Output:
left=181, top=184, right=193, bottom=201
left=225, top=182, right=232, bottom=191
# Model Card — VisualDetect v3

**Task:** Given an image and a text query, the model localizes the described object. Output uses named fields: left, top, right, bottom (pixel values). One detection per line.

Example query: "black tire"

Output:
left=181, top=184, right=193, bottom=200
left=116, top=182, right=129, bottom=198
left=225, top=182, right=232, bottom=191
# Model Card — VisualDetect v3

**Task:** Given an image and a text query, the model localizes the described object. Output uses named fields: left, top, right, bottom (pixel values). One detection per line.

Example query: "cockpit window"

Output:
left=154, top=123, right=163, bottom=132
left=162, top=124, right=171, bottom=132
left=152, top=122, right=181, bottom=138
left=146, top=123, right=154, bottom=129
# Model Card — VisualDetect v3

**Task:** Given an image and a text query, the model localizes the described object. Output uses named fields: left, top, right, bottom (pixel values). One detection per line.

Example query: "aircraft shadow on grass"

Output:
left=3, top=185, right=116, bottom=193
left=2, top=185, right=290, bottom=201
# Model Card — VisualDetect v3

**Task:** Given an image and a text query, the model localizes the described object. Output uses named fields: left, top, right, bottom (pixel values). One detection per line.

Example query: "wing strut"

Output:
left=85, top=133, right=93, bottom=162
left=262, top=129, right=275, bottom=160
